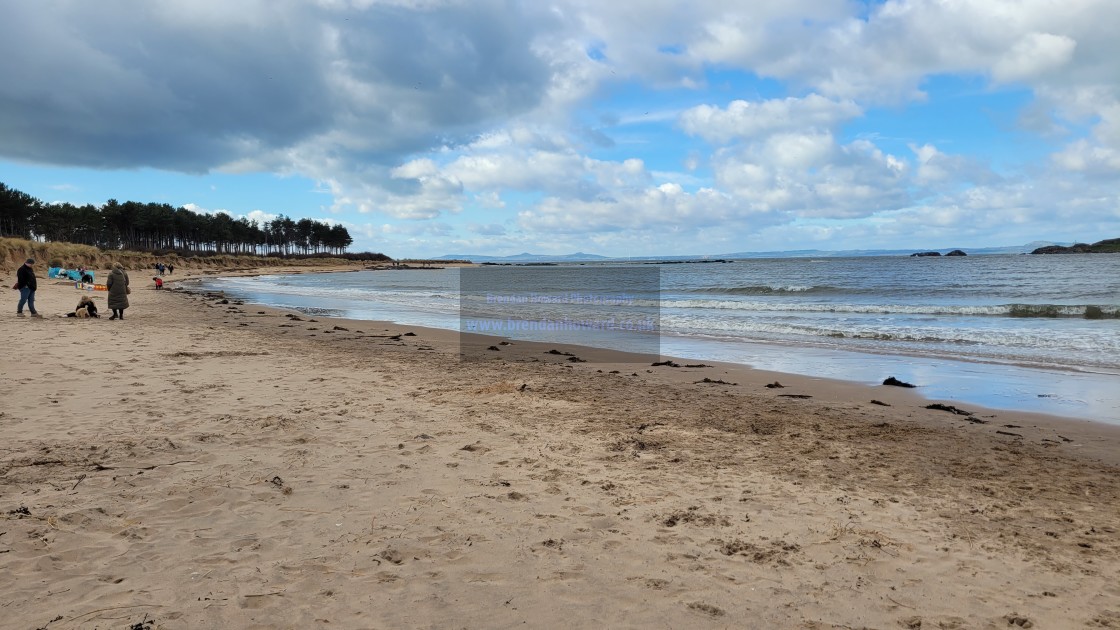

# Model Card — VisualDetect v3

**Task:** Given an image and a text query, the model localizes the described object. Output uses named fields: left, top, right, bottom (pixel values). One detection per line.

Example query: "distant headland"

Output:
left=1031, top=238, right=1120, bottom=254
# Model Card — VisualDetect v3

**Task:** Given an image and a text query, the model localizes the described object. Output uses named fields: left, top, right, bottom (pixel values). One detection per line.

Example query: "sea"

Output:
left=191, top=254, right=1120, bottom=424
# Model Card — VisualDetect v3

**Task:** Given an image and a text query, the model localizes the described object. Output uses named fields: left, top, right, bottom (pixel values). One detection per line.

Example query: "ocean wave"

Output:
left=688, top=285, right=834, bottom=295
left=660, top=315, right=1120, bottom=361
left=662, top=299, right=1120, bottom=318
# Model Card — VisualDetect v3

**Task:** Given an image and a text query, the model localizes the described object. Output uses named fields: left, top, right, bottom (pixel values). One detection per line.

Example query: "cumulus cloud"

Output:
left=992, top=33, right=1077, bottom=83
left=2, top=0, right=1120, bottom=254
left=676, top=93, right=910, bottom=221
left=0, top=0, right=555, bottom=174
left=710, top=135, right=910, bottom=218
left=679, top=95, right=861, bottom=144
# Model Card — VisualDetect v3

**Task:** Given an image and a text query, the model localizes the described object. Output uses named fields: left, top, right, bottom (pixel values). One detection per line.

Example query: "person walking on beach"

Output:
left=167, top=263, right=174, bottom=275
left=13, top=258, right=42, bottom=318
left=106, top=262, right=130, bottom=320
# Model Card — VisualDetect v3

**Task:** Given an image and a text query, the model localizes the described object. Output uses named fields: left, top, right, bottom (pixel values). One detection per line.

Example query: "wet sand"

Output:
left=2, top=267, right=1119, bottom=628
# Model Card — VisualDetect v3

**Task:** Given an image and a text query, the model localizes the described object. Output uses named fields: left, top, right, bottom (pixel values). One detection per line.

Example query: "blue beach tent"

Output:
left=48, top=267, right=95, bottom=282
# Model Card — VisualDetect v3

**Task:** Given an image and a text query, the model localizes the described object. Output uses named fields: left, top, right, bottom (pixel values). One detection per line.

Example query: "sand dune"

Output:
left=2, top=268, right=1118, bottom=629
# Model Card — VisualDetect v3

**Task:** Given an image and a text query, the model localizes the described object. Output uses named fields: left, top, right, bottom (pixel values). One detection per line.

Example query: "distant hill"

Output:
left=1031, top=238, right=1120, bottom=254
left=436, top=251, right=611, bottom=263
left=437, top=242, right=1073, bottom=263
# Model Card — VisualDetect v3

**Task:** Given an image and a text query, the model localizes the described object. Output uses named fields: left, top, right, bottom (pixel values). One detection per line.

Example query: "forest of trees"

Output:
left=0, top=182, right=355, bottom=256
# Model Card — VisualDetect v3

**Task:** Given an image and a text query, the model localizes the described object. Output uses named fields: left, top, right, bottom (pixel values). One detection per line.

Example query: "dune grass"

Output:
left=1, top=237, right=358, bottom=273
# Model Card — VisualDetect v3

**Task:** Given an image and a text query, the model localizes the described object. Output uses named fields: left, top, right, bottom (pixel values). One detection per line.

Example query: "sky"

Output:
left=2, top=0, right=1119, bottom=258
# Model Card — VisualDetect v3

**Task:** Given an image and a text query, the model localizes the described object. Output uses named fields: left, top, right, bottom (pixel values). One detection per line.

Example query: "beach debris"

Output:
left=546, top=349, right=575, bottom=356
left=333, top=326, right=349, bottom=331
left=714, top=538, right=801, bottom=565
left=687, top=602, right=726, bottom=617
left=404, top=332, right=416, bottom=336
left=487, top=345, right=501, bottom=351
left=684, top=363, right=712, bottom=368
left=1004, top=614, right=1034, bottom=628
left=8, top=505, right=31, bottom=517
left=764, top=381, right=786, bottom=388
left=268, top=475, right=293, bottom=495
left=696, top=378, right=737, bottom=385
left=416, top=434, right=434, bottom=440
left=286, top=314, right=303, bottom=321
left=217, top=299, right=229, bottom=304
left=567, top=356, right=586, bottom=362
left=778, top=394, right=812, bottom=399
left=651, top=360, right=681, bottom=367
left=518, top=383, right=528, bottom=391
left=996, top=430, right=1023, bottom=438
left=883, top=376, right=916, bottom=388
left=925, top=403, right=972, bottom=416
left=661, top=507, right=730, bottom=528
left=460, top=442, right=488, bottom=453
left=499, top=341, right=512, bottom=345
left=378, top=548, right=405, bottom=565
left=869, top=400, right=891, bottom=406
left=128, top=615, right=154, bottom=630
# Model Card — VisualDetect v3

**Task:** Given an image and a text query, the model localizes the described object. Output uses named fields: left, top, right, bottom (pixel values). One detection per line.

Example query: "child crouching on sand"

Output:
left=65, top=295, right=99, bottom=318
left=153, top=277, right=163, bottom=290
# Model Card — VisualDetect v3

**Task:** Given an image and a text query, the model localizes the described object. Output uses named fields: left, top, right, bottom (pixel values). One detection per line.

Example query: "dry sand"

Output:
left=2, top=267, right=1119, bottom=629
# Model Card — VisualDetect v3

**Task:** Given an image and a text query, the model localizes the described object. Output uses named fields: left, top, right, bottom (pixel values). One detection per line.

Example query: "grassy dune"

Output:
left=1, top=237, right=362, bottom=273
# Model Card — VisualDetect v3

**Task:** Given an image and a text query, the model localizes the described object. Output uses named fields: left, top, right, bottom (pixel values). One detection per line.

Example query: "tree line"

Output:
left=0, top=181, right=358, bottom=256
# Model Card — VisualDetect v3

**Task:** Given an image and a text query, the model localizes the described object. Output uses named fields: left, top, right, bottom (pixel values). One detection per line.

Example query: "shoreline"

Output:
left=3, top=265, right=1119, bottom=628
left=172, top=270, right=1120, bottom=464
left=185, top=266, right=1120, bottom=426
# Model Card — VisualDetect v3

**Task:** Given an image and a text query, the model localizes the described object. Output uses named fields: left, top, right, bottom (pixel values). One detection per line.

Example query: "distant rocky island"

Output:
left=910, top=249, right=967, bottom=257
left=1031, top=238, right=1120, bottom=254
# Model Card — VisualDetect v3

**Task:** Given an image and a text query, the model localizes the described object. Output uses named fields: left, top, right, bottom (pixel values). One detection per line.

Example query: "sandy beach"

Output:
left=2, top=266, right=1119, bottom=629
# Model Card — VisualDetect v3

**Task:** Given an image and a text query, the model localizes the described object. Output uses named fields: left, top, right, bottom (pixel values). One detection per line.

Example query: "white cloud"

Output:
left=4, top=0, right=1120, bottom=255
left=1052, top=139, right=1120, bottom=175
left=245, top=210, right=278, bottom=227
left=679, top=95, right=861, bottom=143
left=991, top=33, right=1077, bottom=83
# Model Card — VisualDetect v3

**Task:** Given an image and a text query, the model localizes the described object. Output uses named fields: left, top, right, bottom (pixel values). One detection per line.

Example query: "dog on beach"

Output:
left=67, top=295, right=99, bottom=318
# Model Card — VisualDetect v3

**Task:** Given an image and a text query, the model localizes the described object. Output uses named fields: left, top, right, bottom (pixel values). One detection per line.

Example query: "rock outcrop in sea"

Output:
left=910, top=249, right=967, bottom=257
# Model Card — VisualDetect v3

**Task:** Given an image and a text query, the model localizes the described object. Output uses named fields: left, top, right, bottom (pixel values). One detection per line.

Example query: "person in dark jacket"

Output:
left=14, top=258, right=41, bottom=318
left=106, top=262, right=130, bottom=320
left=65, top=295, right=99, bottom=318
